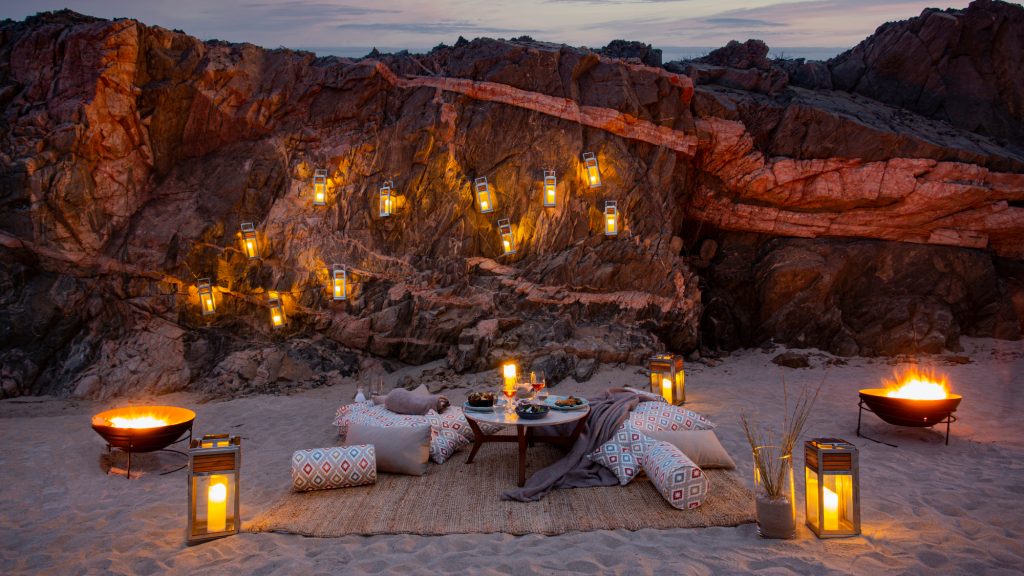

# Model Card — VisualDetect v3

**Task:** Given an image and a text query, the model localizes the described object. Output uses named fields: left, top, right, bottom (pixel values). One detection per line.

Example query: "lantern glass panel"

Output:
left=190, top=472, right=237, bottom=537
left=268, top=293, right=285, bottom=328
left=379, top=187, right=392, bottom=217
left=313, top=169, right=327, bottom=206
left=604, top=202, right=619, bottom=236
left=240, top=223, right=259, bottom=259
left=198, top=280, right=215, bottom=316
left=475, top=177, right=494, bottom=213
left=583, top=152, right=601, bottom=188
left=648, top=355, right=685, bottom=404
left=332, top=267, right=347, bottom=301
left=543, top=171, right=557, bottom=206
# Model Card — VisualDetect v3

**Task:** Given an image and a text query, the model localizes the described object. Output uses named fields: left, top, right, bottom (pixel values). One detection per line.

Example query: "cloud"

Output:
left=702, top=18, right=786, bottom=28
left=335, top=20, right=532, bottom=36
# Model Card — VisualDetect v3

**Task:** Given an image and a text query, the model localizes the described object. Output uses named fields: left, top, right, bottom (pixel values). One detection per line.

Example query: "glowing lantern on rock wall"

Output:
left=498, top=218, right=516, bottom=255
left=313, top=169, right=328, bottom=206
left=805, top=438, right=861, bottom=538
left=240, top=223, right=259, bottom=259
left=267, top=291, right=285, bottom=328
left=187, top=434, right=241, bottom=545
left=542, top=170, right=557, bottom=207
left=379, top=181, right=394, bottom=217
left=332, top=265, right=347, bottom=301
left=198, top=278, right=216, bottom=317
left=604, top=201, right=619, bottom=236
left=475, top=177, right=495, bottom=213
left=582, top=152, right=601, bottom=188
left=648, top=354, right=685, bottom=405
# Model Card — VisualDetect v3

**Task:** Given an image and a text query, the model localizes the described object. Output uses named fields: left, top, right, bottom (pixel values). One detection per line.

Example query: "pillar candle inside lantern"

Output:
left=207, top=475, right=227, bottom=532
left=661, top=378, right=673, bottom=403
left=823, top=486, right=840, bottom=531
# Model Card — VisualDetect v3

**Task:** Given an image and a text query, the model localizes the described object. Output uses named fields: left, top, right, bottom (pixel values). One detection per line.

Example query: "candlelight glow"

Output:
left=502, top=362, right=518, bottom=389
left=543, top=170, right=557, bottom=207
left=885, top=368, right=949, bottom=400
left=207, top=475, right=228, bottom=532
left=823, top=486, right=839, bottom=531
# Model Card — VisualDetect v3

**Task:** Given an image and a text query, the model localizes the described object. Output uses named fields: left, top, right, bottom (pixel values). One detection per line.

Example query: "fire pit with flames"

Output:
left=858, top=368, right=962, bottom=445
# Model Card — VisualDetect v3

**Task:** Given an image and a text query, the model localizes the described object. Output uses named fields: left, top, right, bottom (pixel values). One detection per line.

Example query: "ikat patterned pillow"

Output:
left=423, top=410, right=471, bottom=464
left=641, top=437, right=709, bottom=510
left=291, top=445, right=376, bottom=492
left=629, top=401, right=715, bottom=433
left=589, top=422, right=647, bottom=485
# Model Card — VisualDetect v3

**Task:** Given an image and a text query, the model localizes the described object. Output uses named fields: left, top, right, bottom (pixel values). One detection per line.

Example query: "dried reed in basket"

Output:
left=741, top=370, right=825, bottom=501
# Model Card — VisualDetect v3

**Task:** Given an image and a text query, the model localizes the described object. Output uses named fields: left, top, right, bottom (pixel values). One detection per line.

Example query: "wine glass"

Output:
left=531, top=374, right=545, bottom=399
left=502, top=387, right=517, bottom=415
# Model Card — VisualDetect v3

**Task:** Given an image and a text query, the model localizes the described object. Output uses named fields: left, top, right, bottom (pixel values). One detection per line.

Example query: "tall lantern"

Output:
left=187, top=434, right=241, bottom=545
left=198, top=278, right=216, bottom=317
left=805, top=438, right=861, bottom=538
left=332, top=265, right=347, bottom=301
left=267, top=291, right=285, bottom=329
left=604, top=201, right=619, bottom=236
left=497, top=218, right=516, bottom=255
left=542, top=170, right=557, bottom=207
left=582, top=152, right=601, bottom=188
left=648, top=353, right=685, bottom=405
left=313, top=168, right=328, bottom=206
left=475, top=177, right=495, bottom=213
left=379, top=180, right=394, bottom=217
left=240, top=222, right=259, bottom=259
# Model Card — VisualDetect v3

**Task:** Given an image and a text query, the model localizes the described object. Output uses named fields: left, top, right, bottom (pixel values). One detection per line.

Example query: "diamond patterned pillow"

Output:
left=641, top=437, right=709, bottom=510
left=589, top=422, right=647, bottom=485
left=423, top=410, right=471, bottom=464
left=291, top=445, right=376, bottom=492
left=629, top=401, right=715, bottom=433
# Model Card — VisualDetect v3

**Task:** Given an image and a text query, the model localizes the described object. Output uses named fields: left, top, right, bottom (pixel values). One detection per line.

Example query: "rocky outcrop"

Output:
left=0, top=6, right=1022, bottom=398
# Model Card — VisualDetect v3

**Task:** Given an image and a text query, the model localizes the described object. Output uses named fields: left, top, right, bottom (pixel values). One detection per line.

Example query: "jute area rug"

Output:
left=247, top=443, right=755, bottom=536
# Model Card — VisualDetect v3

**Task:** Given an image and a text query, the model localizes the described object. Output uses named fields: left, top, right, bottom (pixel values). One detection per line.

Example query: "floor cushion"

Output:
left=641, top=437, right=709, bottom=510
left=645, top=429, right=736, bottom=469
left=291, top=445, right=376, bottom=492
left=588, top=422, right=646, bottom=485
left=629, top=401, right=716, bottom=433
left=346, top=422, right=431, bottom=476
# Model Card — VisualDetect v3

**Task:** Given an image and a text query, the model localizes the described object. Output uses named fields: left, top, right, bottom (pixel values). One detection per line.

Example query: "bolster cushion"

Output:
left=291, top=445, right=377, bottom=492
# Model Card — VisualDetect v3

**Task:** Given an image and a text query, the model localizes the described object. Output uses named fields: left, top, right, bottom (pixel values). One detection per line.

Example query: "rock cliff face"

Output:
left=0, top=2, right=1022, bottom=398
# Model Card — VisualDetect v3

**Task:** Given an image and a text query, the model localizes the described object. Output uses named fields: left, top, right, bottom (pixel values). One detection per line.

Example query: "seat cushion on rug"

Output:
left=641, top=437, right=709, bottom=510
left=346, top=422, right=431, bottom=476
left=291, top=445, right=377, bottom=492
left=645, top=429, right=736, bottom=470
left=334, top=404, right=501, bottom=464
left=629, top=402, right=716, bottom=433
left=588, top=422, right=646, bottom=486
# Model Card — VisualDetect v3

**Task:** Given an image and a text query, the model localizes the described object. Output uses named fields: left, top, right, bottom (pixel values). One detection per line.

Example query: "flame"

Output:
left=884, top=368, right=949, bottom=400
left=108, top=415, right=168, bottom=428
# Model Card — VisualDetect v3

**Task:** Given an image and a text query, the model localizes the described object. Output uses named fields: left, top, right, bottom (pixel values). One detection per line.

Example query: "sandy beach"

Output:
left=1, top=337, right=1022, bottom=575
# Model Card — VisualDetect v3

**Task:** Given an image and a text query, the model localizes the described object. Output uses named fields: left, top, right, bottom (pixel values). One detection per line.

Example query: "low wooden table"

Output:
left=464, top=405, right=589, bottom=487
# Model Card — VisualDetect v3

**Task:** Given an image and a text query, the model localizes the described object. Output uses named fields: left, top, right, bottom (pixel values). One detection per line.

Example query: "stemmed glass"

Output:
left=531, top=372, right=546, bottom=400
left=502, top=386, right=517, bottom=415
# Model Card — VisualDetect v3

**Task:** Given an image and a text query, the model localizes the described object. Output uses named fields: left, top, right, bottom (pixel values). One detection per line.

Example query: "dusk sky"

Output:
left=0, top=1, right=985, bottom=59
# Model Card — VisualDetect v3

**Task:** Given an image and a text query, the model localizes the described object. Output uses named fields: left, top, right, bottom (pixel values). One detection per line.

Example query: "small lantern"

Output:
left=475, top=177, right=495, bottom=213
left=198, top=278, right=216, bottom=317
left=379, top=180, right=394, bottom=217
left=313, top=168, right=328, bottom=206
left=267, top=291, right=285, bottom=328
left=332, top=265, right=347, bottom=301
left=498, top=218, right=516, bottom=255
left=805, top=438, right=861, bottom=538
left=187, top=434, right=241, bottom=545
left=542, top=170, right=557, bottom=207
left=648, top=353, right=685, bottom=404
left=240, top=222, right=259, bottom=259
left=582, top=152, right=601, bottom=188
left=604, top=200, right=619, bottom=236
left=502, top=361, right=518, bottom=390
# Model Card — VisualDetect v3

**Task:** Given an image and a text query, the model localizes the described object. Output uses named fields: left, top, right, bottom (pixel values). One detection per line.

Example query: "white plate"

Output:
left=544, top=396, right=589, bottom=411
left=462, top=402, right=495, bottom=412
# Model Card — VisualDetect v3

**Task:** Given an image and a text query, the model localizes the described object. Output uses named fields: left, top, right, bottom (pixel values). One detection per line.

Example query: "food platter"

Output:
left=544, top=395, right=589, bottom=411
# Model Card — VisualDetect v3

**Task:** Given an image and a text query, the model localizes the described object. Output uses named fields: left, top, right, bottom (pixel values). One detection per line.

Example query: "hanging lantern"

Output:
left=542, top=170, right=557, bottom=207
left=582, top=152, right=601, bottom=188
left=379, top=180, right=394, bottom=217
left=805, top=438, right=861, bottom=538
left=648, top=353, right=685, bottom=405
left=475, top=177, right=495, bottom=213
left=198, top=278, right=216, bottom=317
left=332, top=265, right=347, bottom=301
left=502, top=361, right=518, bottom=390
left=313, top=168, right=328, bottom=206
left=604, top=200, right=619, bottom=236
left=186, top=434, right=241, bottom=545
left=267, top=291, right=285, bottom=328
left=240, top=222, right=259, bottom=259
left=497, top=218, right=516, bottom=255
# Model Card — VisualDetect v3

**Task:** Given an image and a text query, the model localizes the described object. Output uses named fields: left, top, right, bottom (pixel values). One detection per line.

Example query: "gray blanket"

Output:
left=501, top=388, right=640, bottom=502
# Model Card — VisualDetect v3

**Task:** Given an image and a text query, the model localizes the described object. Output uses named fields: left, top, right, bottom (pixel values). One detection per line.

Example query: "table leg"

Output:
left=517, top=425, right=527, bottom=487
left=466, top=418, right=485, bottom=464
left=567, top=414, right=588, bottom=445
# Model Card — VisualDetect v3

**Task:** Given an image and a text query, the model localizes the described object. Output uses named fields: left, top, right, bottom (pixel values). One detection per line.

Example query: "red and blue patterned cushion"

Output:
left=291, top=445, right=376, bottom=492
left=628, top=401, right=715, bottom=433
left=589, top=422, right=647, bottom=485
left=641, top=437, right=709, bottom=509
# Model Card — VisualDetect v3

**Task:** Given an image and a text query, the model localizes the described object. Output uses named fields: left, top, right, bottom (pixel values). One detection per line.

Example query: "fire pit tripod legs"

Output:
left=857, top=399, right=956, bottom=446
left=106, top=425, right=194, bottom=479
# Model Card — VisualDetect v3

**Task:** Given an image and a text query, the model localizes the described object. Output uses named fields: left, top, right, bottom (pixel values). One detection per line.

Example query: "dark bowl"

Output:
left=91, top=406, right=195, bottom=452
left=467, top=397, right=495, bottom=407
left=859, top=389, right=962, bottom=427
left=516, top=405, right=550, bottom=420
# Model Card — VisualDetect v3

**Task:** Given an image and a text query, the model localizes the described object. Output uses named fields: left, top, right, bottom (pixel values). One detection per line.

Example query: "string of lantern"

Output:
left=194, top=151, right=620, bottom=328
